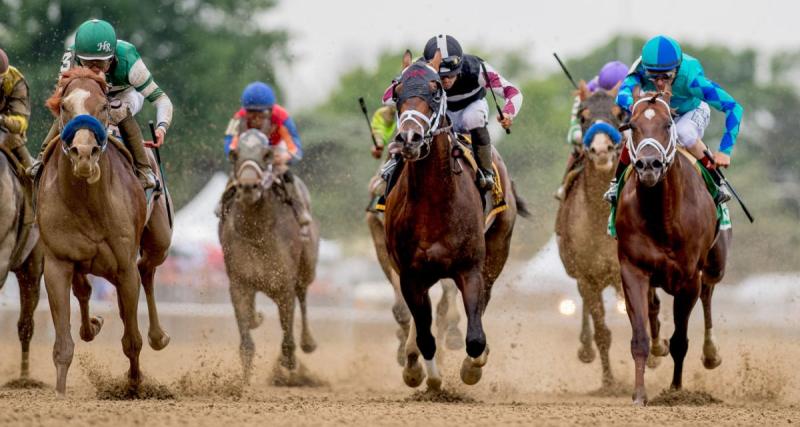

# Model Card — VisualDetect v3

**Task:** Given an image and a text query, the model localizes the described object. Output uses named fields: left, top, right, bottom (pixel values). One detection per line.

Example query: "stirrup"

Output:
left=477, top=169, right=495, bottom=192
left=603, top=180, right=618, bottom=204
left=714, top=186, right=732, bottom=205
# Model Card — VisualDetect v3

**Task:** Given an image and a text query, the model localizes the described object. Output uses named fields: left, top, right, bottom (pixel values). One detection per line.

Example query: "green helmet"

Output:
left=74, top=19, right=117, bottom=61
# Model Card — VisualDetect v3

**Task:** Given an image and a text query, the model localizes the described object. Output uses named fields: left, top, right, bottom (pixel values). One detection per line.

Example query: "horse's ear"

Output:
left=402, top=49, right=412, bottom=69
left=429, top=49, right=442, bottom=72
left=578, top=80, right=590, bottom=101
left=394, top=82, right=403, bottom=100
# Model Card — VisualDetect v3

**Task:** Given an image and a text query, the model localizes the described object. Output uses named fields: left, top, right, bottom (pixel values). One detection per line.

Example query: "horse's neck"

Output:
left=232, top=191, right=285, bottom=241
left=403, top=133, right=454, bottom=199
left=636, top=159, right=688, bottom=233
left=54, top=149, right=114, bottom=210
left=581, top=160, right=615, bottom=199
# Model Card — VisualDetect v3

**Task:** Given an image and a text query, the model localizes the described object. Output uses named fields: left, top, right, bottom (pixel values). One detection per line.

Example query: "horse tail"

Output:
left=511, top=180, right=531, bottom=219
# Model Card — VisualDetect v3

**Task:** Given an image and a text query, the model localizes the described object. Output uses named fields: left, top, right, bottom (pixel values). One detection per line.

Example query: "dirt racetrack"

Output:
left=0, top=281, right=798, bottom=426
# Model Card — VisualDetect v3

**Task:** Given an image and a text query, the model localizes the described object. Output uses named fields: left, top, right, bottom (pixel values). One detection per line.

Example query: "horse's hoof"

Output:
left=301, top=337, right=317, bottom=354
left=632, top=396, right=648, bottom=407
left=250, top=311, right=264, bottom=329
left=403, top=359, right=425, bottom=388
left=426, top=375, right=442, bottom=391
left=445, top=327, right=464, bottom=350
left=578, top=345, right=596, bottom=363
left=651, top=338, right=670, bottom=357
left=646, top=353, right=662, bottom=369
left=702, top=354, right=722, bottom=370
left=460, top=357, right=483, bottom=385
left=80, top=316, right=104, bottom=342
left=148, top=331, right=171, bottom=351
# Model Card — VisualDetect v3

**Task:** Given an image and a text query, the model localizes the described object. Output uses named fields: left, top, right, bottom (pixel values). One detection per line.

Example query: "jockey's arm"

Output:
left=223, top=114, right=241, bottom=157
left=276, top=122, right=302, bottom=163
left=688, top=75, right=743, bottom=157
left=0, top=70, right=30, bottom=135
left=371, top=106, right=396, bottom=145
left=128, top=58, right=174, bottom=140
left=478, top=61, right=523, bottom=125
left=616, top=73, right=642, bottom=114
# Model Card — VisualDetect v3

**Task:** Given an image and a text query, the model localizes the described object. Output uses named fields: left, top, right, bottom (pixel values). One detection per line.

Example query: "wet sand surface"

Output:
left=0, top=287, right=798, bottom=426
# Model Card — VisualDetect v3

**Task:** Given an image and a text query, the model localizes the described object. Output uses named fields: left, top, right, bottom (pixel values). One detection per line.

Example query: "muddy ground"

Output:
left=0, top=284, right=797, bottom=426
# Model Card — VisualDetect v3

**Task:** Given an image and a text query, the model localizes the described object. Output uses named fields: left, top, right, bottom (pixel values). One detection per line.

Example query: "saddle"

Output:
left=451, top=133, right=508, bottom=229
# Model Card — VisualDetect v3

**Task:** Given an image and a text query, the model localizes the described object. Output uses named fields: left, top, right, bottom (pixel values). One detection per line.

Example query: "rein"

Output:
left=625, top=95, right=677, bottom=167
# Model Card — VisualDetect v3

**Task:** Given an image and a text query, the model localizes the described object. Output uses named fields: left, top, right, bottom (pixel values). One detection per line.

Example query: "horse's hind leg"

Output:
left=455, top=268, right=490, bottom=386
left=647, top=288, right=669, bottom=369
left=297, top=285, right=317, bottom=353
left=43, top=256, right=76, bottom=396
left=576, top=279, right=596, bottom=364
left=138, top=260, right=170, bottom=350
left=116, top=268, right=144, bottom=393
left=401, top=276, right=441, bottom=391
left=230, top=282, right=257, bottom=382
left=436, top=279, right=463, bottom=351
left=15, top=248, right=42, bottom=378
left=276, top=292, right=297, bottom=371
left=72, top=274, right=103, bottom=342
left=669, top=284, right=700, bottom=390
left=391, top=269, right=411, bottom=366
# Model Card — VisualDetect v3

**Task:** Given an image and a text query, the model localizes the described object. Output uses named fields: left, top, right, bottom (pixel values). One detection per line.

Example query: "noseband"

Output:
left=395, top=63, right=452, bottom=159
left=235, top=159, right=274, bottom=189
left=58, top=77, right=111, bottom=154
left=625, top=95, right=677, bottom=167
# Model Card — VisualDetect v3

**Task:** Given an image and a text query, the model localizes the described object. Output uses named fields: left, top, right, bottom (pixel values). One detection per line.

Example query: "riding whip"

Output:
left=358, top=97, right=380, bottom=150
left=480, top=62, right=511, bottom=135
left=703, top=149, right=755, bottom=223
left=149, top=120, right=173, bottom=228
left=553, top=52, right=579, bottom=90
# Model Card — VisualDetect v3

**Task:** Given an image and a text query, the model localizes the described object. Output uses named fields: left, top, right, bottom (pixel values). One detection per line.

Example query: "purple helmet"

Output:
left=597, top=61, right=628, bottom=90
left=586, top=76, right=599, bottom=92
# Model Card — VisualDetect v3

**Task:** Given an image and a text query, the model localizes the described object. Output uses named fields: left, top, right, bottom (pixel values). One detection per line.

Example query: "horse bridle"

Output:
left=235, top=159, right=274, bottom=189
left=57, top=77, right=112, bottom=153
left=625, top=94, right=678, bottom=168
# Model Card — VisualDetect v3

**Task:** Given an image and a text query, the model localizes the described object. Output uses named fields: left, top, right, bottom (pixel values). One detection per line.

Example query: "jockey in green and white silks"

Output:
left=31, top=19, right=174, bottom=190
left=604, top=35, right=743, bottom=206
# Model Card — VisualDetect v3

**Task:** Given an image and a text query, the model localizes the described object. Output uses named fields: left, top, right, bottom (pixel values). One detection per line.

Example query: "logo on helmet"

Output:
left=97, top=41, right=112, bottom=53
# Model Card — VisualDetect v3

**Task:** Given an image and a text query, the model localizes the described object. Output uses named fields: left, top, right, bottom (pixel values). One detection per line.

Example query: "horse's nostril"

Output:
left=635, top=160, right=645, bottom=170
left=590, top=146, right=597, bottom=154
left=652, top=159, right=663, bottom=169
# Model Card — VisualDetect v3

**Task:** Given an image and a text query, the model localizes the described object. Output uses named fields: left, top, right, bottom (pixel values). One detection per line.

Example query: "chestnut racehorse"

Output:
left=615, top=90, right=730, bottom=405
left=385, top=52, right=527, bottom=390
left=38, top=68, right=172, bottom=395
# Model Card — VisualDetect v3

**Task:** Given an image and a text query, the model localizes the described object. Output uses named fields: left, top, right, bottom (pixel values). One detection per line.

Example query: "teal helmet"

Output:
left=75, top=19, right=117, bottom=61
left=641, top=35, right=682, bottom=72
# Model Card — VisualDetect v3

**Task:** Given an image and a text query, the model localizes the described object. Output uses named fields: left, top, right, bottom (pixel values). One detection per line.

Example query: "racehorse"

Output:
left=384, top=51, right=527, bottom=390
left=615, top=89, right=730, bottom=405
left=38, top=67, right=172, bottom=395
left=366, top=49, right=463, bottom=367
left=219, top=129, right=319, bottom=383
left=0, top=132, right=43, bottom=381
left=555, top=81, right=625, bottom=388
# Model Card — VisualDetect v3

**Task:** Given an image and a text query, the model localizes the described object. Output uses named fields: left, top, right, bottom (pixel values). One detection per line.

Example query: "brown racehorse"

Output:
left=615, top=89, right=730, bottom=405
left=555, top=82, right=625, bottom=389
left=38, top=68, right=172, bottom=395
left=385, top=51, right=527, bottom=390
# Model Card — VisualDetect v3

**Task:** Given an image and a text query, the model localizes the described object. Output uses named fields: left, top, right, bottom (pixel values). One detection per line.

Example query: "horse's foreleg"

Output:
left=621, top=262, right=650, bottom=406
left=583, top=281, right=614, bottom=387
left=276, top=292, right=297, bottom=371
left=700, top=281, right=722, bottom=369
left=116, top=267, right=144, bottom=394
left=297, top=285, right=316, bottom=353
left=229, top=282, right=256, bottom=382
left=401, top=277, right=440, bottom=391
left=15, top=250, right=42, bottom=379
left=390, top=269, right=411, bottom=366
left=670, top=284, right=699, bottom=390
left=436, top=279, right=463, bottom=351
left=576, top=279, right=596, bottom=364
left=455, top=268, right=489, bottom=386
left=43, top=256, right=75, bottom=396
left=72, top=274, right=103, bottom=342
left=138, top=260, right=170, bottom=350
left=647, top=287, right=669, bottom=369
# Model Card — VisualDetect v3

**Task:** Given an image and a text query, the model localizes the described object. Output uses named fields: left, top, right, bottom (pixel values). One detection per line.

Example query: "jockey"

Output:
left=222, top=81, right=311, bottom=234
left=0, top=48, right=33, bottom=169
left=379, top=34, right=522, bottom=192
left=369, top=105, right=397, bottom=159
left=29, top=18, right=174, bottom=190
left=605, top=35, right=742, bottom=206
left=555, top=60, right=628, bottom=200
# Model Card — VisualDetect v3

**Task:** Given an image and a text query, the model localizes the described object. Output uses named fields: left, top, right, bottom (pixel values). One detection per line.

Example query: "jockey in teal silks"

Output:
left=605, top=35, right=743, bottom=206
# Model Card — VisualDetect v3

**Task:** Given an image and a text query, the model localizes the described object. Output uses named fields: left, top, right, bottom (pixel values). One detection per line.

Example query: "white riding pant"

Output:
left=675, top=102, right=710, bottom=149
left=447, top=98, right=489, bottom=133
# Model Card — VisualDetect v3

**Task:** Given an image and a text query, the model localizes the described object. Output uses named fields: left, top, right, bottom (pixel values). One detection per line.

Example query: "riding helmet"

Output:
left=423, top=34, right=463, bottom=77
left=75, top=19, right=117, bottom=61
left=641, top=35, right=683, bottom=72
left=597, top=61, right=629, bottom=90
left=241, top=81, right=276, bottom=111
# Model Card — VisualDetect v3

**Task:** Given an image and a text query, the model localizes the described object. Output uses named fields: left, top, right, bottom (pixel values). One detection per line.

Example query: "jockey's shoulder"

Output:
left=1, top=66, right=26, bottom=95
left=113, top=40, right=144, bottom=70
left=271, top=104, right=290, bottom=123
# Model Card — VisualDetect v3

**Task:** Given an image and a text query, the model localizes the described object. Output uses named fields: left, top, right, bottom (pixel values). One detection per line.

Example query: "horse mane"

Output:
left=45, top=68, right=109, bottom=116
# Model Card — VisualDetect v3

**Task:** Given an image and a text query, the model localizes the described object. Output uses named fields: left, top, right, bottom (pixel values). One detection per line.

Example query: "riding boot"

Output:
left=380, top=154, right=404, bottom=198
left=12, top=145, right=33, bottom=169
left=282, top=170, right=312, bottom=238
left=118, top=113, right=156, bottom=190
left=27, top=120, right=60, bottom=178
left=470, top=127, right=495, bottom=191
left=603, top=159, right=629, bottom=205
left=709, top=168, right=732, bottom=205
